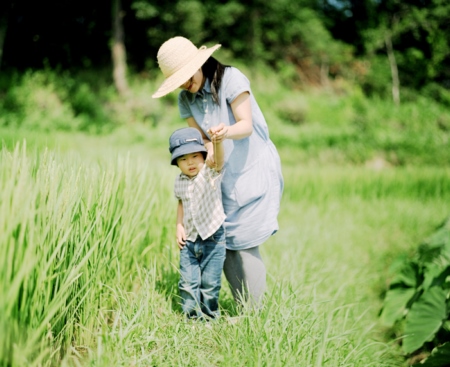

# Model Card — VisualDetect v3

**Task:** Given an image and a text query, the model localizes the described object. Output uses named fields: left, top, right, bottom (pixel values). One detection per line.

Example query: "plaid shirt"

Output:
left=174, top=165, right=226, bottom=241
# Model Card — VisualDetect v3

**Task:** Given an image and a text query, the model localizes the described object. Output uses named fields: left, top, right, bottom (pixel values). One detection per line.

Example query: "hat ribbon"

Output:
left=169, top=138, right=200, bottom=153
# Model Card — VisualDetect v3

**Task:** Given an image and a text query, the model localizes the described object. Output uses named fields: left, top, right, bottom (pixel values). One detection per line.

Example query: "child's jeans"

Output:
left=179, top=225, right=226, bottom=319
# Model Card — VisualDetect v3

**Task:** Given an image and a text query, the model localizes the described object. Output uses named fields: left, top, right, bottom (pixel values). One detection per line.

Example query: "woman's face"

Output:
left=179, top=69, right=205, bottom=93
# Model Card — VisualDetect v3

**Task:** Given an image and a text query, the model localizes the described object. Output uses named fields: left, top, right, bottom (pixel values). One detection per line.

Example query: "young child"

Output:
left=169, top=126, right=226, bottom=320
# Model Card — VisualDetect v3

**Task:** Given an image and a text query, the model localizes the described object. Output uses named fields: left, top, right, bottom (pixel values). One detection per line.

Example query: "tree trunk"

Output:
left=320, top=59, right=330, bottom=89
left=0, top=1, right=12, bottom=70
left=112, top=0, right=129, bottom=96
left=384, top=31, right=400, bottom=106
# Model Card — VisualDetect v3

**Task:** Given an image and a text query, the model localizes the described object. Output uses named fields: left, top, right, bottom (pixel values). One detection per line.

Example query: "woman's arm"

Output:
left=186, top=91, right=252, bottom=167
left=228, top=91, right=253, bottom=139
left=186, top=116, right=212, bottom=148
left=186, top=116, right=215, bottom=167
left=209, top=92, right=253, bottom=141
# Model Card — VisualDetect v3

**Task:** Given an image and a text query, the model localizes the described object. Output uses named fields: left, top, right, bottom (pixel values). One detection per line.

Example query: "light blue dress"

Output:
left=178, top=67, right=284, bottom=250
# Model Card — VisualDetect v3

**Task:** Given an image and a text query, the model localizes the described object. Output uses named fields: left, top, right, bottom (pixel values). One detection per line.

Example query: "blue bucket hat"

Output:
left=169, top=127, right=208, bottom=165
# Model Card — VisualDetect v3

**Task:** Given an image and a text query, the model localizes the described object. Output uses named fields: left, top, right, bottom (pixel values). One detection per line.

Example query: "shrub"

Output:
left=0, top=71, right=82, bottom=131
left=380, top=217, right=450, bottom=366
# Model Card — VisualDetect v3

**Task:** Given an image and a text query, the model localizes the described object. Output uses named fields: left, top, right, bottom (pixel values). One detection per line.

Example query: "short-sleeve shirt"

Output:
left=174, top=164, right=226, bottom=241
left=178, top=67, right=284, bottom=250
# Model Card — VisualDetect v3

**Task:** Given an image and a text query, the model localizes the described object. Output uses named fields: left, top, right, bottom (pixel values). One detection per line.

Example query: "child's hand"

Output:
left=176, top=224, right=186, bottom=249
left=207, top=123, right=228, bottom=143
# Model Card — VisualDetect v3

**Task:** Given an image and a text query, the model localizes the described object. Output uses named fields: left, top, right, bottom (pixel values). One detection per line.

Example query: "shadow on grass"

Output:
left=219, top=291, right=239, bottom=317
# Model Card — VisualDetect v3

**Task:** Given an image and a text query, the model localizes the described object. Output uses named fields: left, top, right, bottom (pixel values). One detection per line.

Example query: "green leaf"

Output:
left=426, top=265, right=450, bottom=289
left=420, top=217, right=450, bottom=263
left=380, top=287, right=416, bottom=327
left=417, top=342, right=450, bottom=367
left=443, top=320, right=450, bottom=332
left=391, top=262, right=420, bottom=288
left=403, top=287, right=448, bottom=354
left=424, top=219, right=450, bottom=247
left=419, top=243, right=444, bottom=263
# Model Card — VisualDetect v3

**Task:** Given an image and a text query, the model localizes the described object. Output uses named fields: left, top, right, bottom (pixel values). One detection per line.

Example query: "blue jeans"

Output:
left=179, top=226, right=226, bottom=319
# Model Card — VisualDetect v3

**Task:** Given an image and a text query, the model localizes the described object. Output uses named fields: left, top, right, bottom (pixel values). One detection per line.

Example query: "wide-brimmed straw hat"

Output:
left=152, top=36, right=221, bottom=98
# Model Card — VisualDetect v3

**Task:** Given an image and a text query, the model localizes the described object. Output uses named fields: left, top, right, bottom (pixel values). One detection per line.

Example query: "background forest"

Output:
left=1, top=0, right=450, bottom=164
left=1, top=1, right=450, bottom=367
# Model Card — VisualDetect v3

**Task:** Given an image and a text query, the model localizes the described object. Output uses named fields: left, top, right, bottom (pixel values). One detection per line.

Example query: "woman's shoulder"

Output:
left=224, top=66, right=248, bottom=82
left=178, top=89, right=196, bottom=110
left=221, top=66, right=251, bottom=102
left=178, top=90, right=190, bottom=103
left=222, top=66, right=250, bottom=96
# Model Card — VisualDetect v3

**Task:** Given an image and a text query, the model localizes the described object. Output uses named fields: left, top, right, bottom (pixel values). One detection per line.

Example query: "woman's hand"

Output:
left=207, top=123, right=228, bottom=143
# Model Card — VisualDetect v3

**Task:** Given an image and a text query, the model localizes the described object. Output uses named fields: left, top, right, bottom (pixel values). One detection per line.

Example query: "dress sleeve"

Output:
left=223, top=67, right=251, bottom=105
left=178, top=92, right=192, bottom=119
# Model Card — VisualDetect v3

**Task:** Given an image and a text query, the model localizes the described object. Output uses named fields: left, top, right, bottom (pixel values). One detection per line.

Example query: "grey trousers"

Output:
left=223, top=247, right=266, bottom=308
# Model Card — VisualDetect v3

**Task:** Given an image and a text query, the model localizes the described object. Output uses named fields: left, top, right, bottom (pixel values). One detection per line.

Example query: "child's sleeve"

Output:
left=173, top=177, right=181, bottom=200
left=205, top=165, right=223, bottom=179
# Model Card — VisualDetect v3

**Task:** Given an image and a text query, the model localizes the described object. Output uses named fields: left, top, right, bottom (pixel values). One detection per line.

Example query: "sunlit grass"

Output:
left=1, top=136, right=449, bottom=367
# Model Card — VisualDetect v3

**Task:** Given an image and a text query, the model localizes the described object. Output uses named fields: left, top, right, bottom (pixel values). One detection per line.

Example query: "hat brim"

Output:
left=171, top=142, right=208, bottom=165
left=152, top=44, right=221, bottom=99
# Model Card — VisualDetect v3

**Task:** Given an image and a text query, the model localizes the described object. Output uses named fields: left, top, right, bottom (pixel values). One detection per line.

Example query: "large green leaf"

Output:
left=403, top=287, right=448, bottom=354
left=417, top=342, right=450, bottom=367
left=419, top=217, right=450, bottom=263
left=380, top=287, right=416, bottom=327
left=390, top=261, right=420, bottom=288
left=425, top=265, right=450, bottom=290
left=419, top=243, right=445, bottom=264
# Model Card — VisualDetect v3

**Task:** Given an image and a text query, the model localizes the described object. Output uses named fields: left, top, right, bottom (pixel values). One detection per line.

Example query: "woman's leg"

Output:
left=223, top=246, right=266, bottom=308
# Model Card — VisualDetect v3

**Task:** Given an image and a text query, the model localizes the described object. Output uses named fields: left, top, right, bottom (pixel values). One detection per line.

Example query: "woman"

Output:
left=153, top=36, right=283, bottom=308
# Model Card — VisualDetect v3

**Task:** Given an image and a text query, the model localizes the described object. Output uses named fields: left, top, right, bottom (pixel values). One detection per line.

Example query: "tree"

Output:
left=384, top=26, right=400, bottom=105
left=0, top=1, right=13, bottom=69
left=112, top=0, right=129, bottom=96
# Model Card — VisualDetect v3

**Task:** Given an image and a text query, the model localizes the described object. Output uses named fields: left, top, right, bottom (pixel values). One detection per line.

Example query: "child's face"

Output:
left=176, top=152, right=205, bottom=177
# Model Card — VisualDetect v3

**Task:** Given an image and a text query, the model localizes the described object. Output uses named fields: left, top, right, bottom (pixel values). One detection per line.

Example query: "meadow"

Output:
left=1, top=125, right=449, bottom=367
left=1, top=65, right=450, bottom=366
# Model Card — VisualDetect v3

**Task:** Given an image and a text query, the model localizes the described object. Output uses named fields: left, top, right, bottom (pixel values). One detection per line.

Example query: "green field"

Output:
left=1, top=128, right=449, bottom=366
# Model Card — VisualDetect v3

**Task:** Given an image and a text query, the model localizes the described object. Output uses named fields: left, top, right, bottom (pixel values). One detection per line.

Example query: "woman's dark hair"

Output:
left=202, top=57, right=229, bottom=104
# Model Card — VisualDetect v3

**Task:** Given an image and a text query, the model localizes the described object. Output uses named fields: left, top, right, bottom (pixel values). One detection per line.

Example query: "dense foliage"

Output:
left=0, top=68, right=449, bottom=167
left=1, top=0, right=449, bottom=102
left=380, top=218, right=450, bottom=366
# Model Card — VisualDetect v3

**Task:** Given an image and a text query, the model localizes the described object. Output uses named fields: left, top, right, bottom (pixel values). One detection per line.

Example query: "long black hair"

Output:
left=201, top=57, right=230, bottom=104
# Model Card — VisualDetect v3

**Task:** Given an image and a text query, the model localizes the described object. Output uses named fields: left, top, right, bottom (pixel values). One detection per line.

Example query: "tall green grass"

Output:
left=0, top=142, right=174, bottom=365
left=1, top=137, right=448, bottom=366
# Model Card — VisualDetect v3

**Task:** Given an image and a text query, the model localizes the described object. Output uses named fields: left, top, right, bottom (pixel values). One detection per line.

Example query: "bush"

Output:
left=0, top=71, right=82, bottom=131
left=380, top=217, right=450, bottom=366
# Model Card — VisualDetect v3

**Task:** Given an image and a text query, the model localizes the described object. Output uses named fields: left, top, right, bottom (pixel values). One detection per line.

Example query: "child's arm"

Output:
left=186, top=116, right=215, bottom=167
left=176, top=200, right=186, bottom=249
left=207, top=123, right=226, bottom=172
left=211, top=137, right=224, bottom=172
